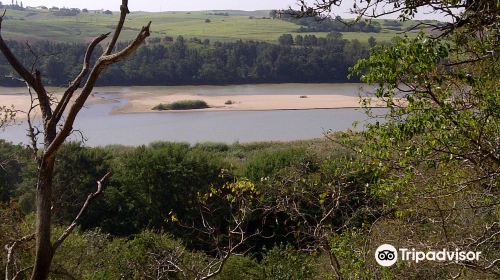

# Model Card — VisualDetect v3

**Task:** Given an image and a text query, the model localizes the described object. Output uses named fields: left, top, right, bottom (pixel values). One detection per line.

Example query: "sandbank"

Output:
left=0, top=85, right=385, bottom=120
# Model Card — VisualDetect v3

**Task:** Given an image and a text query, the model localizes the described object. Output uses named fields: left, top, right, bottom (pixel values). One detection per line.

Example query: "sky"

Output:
left=17, top=0, right=452, bottom=20
left=19, top=0, right=313, bottom=12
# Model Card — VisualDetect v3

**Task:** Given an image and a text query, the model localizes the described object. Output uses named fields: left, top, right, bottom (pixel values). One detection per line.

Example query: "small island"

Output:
left=152, top=100, right=209, bottom=111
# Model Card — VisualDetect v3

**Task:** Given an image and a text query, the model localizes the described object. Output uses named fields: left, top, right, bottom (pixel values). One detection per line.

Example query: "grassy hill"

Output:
left=1, top=8, right=433, bottom=44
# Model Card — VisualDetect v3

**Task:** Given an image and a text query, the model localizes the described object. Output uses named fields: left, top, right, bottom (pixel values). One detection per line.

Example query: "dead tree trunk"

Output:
left=0, top=1, right=151, bottom=280
left=32, top=159, right=55, bottom=280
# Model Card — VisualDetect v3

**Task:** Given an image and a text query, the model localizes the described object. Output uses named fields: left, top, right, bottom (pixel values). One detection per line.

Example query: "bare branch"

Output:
left=45, top=22, right=151, bottom=158
left=33, top=70, right=52, bottom=121
left=52, top=171, right=112, bottom=251
left=51, top=32, right=111, bottom=126
left=26, top=86, right=40, bottom=157
left=11, top=266, right=33, bottom=280
left=104, top=0, right=130, bottom=55
left=5, top=234, right=35, bottom=280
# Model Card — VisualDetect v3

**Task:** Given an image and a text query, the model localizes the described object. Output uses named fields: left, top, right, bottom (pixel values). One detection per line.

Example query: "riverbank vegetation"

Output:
left=152, top=100, right=210, bottom=111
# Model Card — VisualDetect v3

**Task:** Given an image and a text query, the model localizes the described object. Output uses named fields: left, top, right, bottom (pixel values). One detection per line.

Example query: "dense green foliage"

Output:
left=0, top=140, right=23, bottom=202
left=153, top=100, right=209, bottom=111
left=0, top=139, right=381, bottom=279
left=0, top=34, right=369, bottom=86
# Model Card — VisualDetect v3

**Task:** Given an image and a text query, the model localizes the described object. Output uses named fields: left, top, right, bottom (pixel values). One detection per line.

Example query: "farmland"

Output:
left=1, top=8, right=428, bottom=43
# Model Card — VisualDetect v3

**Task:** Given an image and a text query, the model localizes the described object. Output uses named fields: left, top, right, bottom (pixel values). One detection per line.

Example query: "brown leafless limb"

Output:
left=26, top=85, right=40, bottom=158
left=50, top=32, right=111, bottom=126
left=44, top=21, right=151, bottom=158
left=11, top=265, right=33, bottom=280
left=5, top=234, right=35, bottom=280
left=52, top=171, right=112, bottom=251
left=104, top=0, right=130, bottom=55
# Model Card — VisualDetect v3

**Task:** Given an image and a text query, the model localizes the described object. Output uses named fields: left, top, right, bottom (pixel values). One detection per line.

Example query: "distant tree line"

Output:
left=208, top=12, right=229, bottom=16
left=0, top=1, right=25, bottom=10
left=0, top=34, right=371, bottom=86
left=278, top=31, right=377, bottom=48
left=270, top=10, right=382, bottom=33
left=52, top=7, right=81, bottom=16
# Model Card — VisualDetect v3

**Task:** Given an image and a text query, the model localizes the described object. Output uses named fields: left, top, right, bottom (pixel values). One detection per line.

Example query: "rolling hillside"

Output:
left=1, top=8, right=433, bottom=44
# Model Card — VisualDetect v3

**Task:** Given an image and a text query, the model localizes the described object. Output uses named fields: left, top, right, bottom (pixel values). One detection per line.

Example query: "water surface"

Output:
left=0, top=83, right=377, bottom=146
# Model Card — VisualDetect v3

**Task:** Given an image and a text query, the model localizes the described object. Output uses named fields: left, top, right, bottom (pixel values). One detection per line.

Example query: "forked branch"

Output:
left=5, top=234, right=35, bottom=280
left=51, top=32, right=111, bottom=126
left=44, top=21, right=151, bottom=157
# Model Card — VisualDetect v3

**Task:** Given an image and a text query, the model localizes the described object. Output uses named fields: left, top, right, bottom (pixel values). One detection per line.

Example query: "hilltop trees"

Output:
left=0, top=0, right=24, bottom=10
left=0, top=1, right=151, bottom=279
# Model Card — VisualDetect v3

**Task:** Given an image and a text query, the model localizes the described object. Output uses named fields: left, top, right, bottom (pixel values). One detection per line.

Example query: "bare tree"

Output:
left=0, top=1, right=151, bottom=279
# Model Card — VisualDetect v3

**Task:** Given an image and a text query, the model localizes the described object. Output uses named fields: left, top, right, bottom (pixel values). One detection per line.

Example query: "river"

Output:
left=0, top=83, right=379, bottom=146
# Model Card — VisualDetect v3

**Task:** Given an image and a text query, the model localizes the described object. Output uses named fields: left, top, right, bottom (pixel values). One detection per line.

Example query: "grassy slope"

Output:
left=2, top=9, right=430, bottom=44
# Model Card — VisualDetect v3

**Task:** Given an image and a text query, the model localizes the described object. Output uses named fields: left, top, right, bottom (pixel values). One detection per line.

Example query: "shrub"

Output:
left=260, top=245, right=315, bottom=280
left=217, top=255, right=262, bottom=280
left=152, top=100, right=209, bottom=110
left=224, top=100, right=234, bottom=105
left=244, top=148, right=308, bottom=182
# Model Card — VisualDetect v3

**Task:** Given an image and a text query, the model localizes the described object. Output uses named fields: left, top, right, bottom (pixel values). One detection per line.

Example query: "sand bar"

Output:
left=113, top=92, right=368, bottom=114
left=0, top=85, right=384, bottom=120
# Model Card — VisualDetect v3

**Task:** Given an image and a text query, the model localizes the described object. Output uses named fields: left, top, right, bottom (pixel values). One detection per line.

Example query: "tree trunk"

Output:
left=30, top=159, right=55, bottom=280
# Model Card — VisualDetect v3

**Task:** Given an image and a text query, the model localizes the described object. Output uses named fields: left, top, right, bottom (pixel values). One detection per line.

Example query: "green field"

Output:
left=1, top=9, right=429, bottom=44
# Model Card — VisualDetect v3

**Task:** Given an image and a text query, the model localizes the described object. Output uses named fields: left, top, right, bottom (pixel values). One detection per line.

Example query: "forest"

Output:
left=0, top=33, right=369, bottom=86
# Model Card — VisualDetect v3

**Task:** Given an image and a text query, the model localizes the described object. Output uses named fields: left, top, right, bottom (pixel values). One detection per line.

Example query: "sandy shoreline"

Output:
left=0, top=85, right=382, bottom=120
left=0, top=90, right=115, bottom=120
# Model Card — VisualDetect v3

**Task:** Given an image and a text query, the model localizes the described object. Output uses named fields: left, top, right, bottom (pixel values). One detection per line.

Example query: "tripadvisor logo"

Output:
left=375, top=244, right=398, bottom=267
left=375, top=244, right=481, bottom=267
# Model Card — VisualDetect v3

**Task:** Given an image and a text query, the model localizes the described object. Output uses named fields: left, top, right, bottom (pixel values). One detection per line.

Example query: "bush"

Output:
left=216, top=255, right=262, bottom=280
left=260, top=245, right=315, bottom=280
left=85, top=143, right=228, bottom=235
left=244, top=148, right=308, bottom=182
left=224, top=100, right=234, bottom=105
left=152, top=100, right=209, bottom=110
